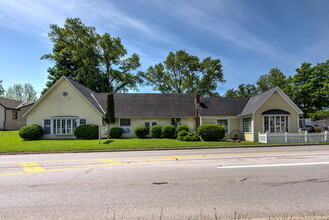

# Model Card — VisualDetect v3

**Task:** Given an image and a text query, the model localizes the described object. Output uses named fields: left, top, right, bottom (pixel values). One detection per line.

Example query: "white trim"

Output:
left=262, top=115, right=290, bottom=133
left=252, top=87, right=303, bottom=115
left=23, top=76, right=104, bottom=117
left=242, top=116, right=252, bottom=133
left=216, top=118, right=230, bottom=134
left=91, top=93, right=105, bottom=114
left=118, top=118, right=132, bottom=134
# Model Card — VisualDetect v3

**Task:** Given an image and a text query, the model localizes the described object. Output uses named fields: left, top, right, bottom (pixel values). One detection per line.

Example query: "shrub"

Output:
left=183, top=132, right=201, bottom=141
left=109, top=127, right=123, bottom=138
left=74, top=124, right=99, bottom=139
left=134, top=126, right=148, bottom=138
left=177, top=130, right=189, bottom=141
left=19, top=124, right=44, bottom=140
left=177, top=130, right=200, bottom=141
left=176, top=125, right=189, bottom=133
left=151, top=125, right=162, bottom=138
left=197, top=124, right=225, bottom=141
left=162, top=124, right=176, bottom=138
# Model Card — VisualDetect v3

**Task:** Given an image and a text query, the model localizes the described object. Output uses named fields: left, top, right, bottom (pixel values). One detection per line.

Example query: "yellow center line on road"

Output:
left=0, top=149, right=329, bottom=165
left=19, top=162, right=47, bottom=173
left=95, top=159, right=125, bottom=165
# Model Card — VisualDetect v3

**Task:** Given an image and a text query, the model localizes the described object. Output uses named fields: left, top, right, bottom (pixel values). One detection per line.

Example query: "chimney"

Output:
left=195, top=94, right=200, bottom=104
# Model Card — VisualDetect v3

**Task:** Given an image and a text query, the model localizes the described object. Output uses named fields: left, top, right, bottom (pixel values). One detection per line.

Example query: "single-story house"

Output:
left=23, top=76, right=303, bottom=141
left=0, top=97, right=34, bottom=130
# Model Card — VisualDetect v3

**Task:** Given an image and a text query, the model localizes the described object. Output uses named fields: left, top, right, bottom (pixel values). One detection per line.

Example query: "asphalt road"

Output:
left=1, top=145, right=329, bottom=219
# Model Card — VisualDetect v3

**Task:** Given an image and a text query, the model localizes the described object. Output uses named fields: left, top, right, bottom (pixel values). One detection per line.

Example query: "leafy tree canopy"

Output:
left=256, top=68, right=286, bottom=92
left=41, top=18, right=141, bottom=94
left=0, top=80, right=4, bottom=96
left=285, top=61, right=329, bottom=115
left=5, top=83, right=37, bottom=102
left=142, top=50, right=225, bottom=96
left=224, top=84, right=258, bottom=97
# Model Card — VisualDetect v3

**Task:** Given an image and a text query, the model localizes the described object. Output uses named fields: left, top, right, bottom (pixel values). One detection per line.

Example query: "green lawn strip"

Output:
left=0, top=131, right=322, bottom=153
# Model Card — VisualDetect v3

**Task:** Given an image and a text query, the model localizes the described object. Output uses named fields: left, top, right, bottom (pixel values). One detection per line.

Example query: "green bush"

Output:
left=197, top=124, right=225, bottom=141
left=162, top=124, right=176, bottom=138
left=134, top=126, right=148, bottom=138
left=176, top=125, right=189, bottom=133
left=109, top=127, right=123, bottom=138
left=74, top=124, right=99, bottom=139
left=151, top=125, right=162, bottom=138
left=177, top=130, right=200, bottom=141
left=183, top=132, right=200, bottom=141
left=177, top=130, right=189, bottom=141
left=19, top=124, right=44, bottom=140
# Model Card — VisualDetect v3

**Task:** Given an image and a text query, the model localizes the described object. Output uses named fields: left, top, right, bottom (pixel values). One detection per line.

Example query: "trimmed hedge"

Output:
left=74, top=124, right=99, bottom=139
left=19, top=124, right=44, bottom=140
left=109, top=127, right=123, bottom=138
left=134, top=126, right=148, bottom=138
left=151, top=125, right=162, bottom=138
left=162, top=125, right=176, bottom=138
left=177, top=130, right=200, bottom=141
left=197, top=124, right=225, bottom=141
left=176, top=125, right=189, bottom=133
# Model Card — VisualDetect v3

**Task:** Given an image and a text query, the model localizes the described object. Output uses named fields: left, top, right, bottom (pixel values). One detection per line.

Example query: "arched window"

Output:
left=262, top=109, right=290, bottom=133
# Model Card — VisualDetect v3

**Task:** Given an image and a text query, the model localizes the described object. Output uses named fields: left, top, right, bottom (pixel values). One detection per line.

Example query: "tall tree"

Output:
left=224, top=84, right=258, bottom=97
left=41, top=18, right=141, bottom=94
left=256, top=68, right=286, bottom=92
left=142, top=50, right=224, bottom=96
left=103, top=93, right=115, bottom=138
left=5, top=83, right=37, bottom=102
left=285, top=61, right=329, bottom=115
left=0, top=80, right=4, bottom=96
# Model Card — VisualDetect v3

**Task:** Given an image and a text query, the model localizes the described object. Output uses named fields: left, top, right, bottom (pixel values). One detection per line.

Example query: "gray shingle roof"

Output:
left=0, top=97, right=34, bottom=110
left=94, top=93, right=196, bottom=117
left=66, top=77, right=283, bottom=118
left=199, top=97, right=249, bottom=116
left=239, top=87, right=277, bottom=116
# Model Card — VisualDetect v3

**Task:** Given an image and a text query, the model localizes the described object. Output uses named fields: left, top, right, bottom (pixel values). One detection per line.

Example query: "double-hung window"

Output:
left=120, top=118, right=131, bottom=134
left=217, top=119, right=229, bottom=134
left=243, top=117, right=252, bottom=133
left=263, top=116, right=289, bottom=133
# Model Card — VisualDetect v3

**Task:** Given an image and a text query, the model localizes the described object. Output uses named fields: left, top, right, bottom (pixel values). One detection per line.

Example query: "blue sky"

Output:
left=0, top=0, right=329, bottom=96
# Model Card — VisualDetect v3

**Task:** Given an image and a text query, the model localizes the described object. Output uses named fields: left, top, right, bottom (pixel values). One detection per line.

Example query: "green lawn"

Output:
left=0, top=130, right=267, bottom=153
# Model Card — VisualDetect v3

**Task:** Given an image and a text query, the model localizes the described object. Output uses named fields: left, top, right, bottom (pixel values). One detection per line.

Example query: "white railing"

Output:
left=258, top=131, right=329, bottom=143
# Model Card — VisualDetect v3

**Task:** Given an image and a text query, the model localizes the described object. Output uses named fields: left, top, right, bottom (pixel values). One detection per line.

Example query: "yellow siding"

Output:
left=254, top=91, right=299, bottom=141
left=4, top=105, right=31, bottom=130
left=26, top=79, right=102, bottom=139
left=243, top=133, right=253, bottom=142
left=108, top=117, right=195, bottom=137
left=200, top=116, right=240, bottom=139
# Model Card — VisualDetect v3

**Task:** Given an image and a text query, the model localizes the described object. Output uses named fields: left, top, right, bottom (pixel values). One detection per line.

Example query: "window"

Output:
left=217, top=119, right=229, bottom=133
left=44, top=119, right=51, bottom=134
left=144, top=121, right=157, bottom=134
left=12, top=111, right=18, bottom=120
left=51, top=117, right=85, bottom=135
left=243, top=117, right=251, bottom=132
left=263, top=115, right=289, bottom=133
left=171, top=118, right=182, bottom=127
left=79, top=119, right=86, bottom=125
left=120, top=118, right=131, bottom=134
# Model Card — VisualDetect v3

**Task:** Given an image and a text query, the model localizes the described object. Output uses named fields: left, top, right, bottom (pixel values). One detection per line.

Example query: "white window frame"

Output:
left=119, top=118, right=132, bottom=134
left=143, top=120, right=158, bottom=135
left=43, top=119, right=51, bottom=135
left=242, top=117, right=252, bottom=133
left=171, top=118, right=182, bottom=127
left=50, top=116, right=84, bottom=135
left=262, top=115, right=290, bottom=133
left=216, top=118, right=230, bottom=134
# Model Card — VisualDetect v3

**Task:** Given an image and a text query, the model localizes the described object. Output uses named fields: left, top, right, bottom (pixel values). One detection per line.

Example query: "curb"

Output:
left=0, top=142, right=328, bottom=156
